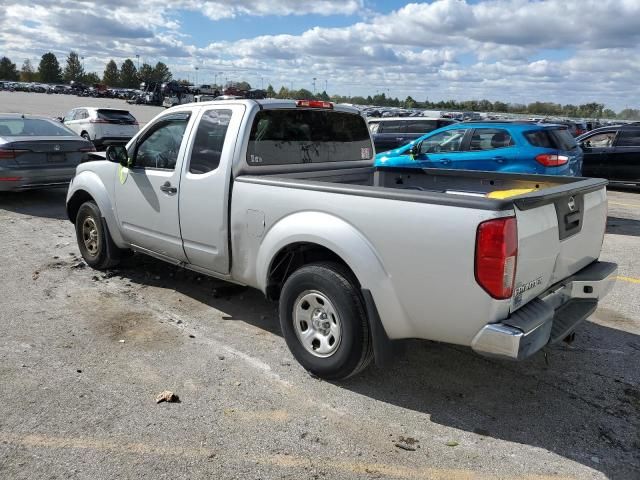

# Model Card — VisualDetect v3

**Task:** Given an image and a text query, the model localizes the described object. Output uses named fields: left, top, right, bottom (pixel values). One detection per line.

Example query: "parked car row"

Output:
left=0, top=81, right=142, bottom=100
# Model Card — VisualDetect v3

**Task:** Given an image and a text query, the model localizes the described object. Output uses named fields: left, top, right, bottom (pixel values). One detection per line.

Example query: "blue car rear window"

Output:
left=524, top=128, right=577, bottom=150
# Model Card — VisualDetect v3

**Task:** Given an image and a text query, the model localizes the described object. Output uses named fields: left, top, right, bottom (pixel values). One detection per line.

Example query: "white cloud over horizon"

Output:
left=1, top=0, right=639, bottom=110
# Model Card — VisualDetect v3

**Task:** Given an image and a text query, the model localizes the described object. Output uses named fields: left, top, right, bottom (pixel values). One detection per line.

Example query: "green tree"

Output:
left=318, top=90, right=330, bottom=101
left=618, top=108, right=640, bottom=120
left=138, top=63, right=154, bottom=84
left=20, top=59, right=36, bottom=82
left=0, top=56, right=20, bottom=81
left=404, top=96, right=416, bottom=109
left=493, top=101, right=509, bottom=113
left=38, top=52, right=62, bottom=83
left=103, top=59, right=119, bottom=86
left=233, top=81, right=251, bottom=91
left=119, top=59, right=138, bottom=88
left=82, top=72, right=101, bottom=85
left=63, top=52, right=84, bottom=83
left=153, top=62, right=172, bottom=83
left=294, top=88, right=314, bottom=100
left=602, top=108, right=616, bottom=119
left=277, top=86, right=290, bottom=99
left=265, top=84, right=276, bottom=98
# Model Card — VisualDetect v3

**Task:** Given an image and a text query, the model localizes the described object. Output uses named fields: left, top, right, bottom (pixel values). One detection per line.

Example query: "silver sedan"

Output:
left=0, top=114, right=95, bottom=191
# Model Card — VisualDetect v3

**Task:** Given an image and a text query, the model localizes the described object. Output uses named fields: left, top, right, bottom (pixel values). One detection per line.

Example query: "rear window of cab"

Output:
left=247, top=109, right=372, bottom=165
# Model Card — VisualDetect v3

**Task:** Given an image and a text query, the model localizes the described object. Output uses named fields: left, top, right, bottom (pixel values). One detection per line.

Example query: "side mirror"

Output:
left=407, top=142, right=424, bottom=159
left=106, top=145, right=129, bottom=167
left=56, top=116, right=63, bottom=122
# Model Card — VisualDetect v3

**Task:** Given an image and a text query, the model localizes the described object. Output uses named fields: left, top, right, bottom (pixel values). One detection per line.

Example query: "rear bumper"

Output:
left=0, top=168, right=76, bottom=191
left=471, top=261, right=617, bottom=360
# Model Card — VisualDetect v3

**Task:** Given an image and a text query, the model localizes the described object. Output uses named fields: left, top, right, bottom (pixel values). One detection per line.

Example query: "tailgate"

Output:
left=510, top=179, right=608, bottom=312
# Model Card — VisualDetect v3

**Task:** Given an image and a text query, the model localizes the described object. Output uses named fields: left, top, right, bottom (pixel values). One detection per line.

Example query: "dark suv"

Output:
left=578, top=124, right=640, bottom=185
left=368, top=117, right=457, bottom=153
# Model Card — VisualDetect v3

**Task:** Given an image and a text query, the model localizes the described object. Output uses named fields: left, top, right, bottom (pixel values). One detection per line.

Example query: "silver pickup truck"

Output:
left=66, top=99, right=617, bottom=379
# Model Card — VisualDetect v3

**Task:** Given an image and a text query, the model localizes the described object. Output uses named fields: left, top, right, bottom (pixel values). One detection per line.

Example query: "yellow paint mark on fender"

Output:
left=118, top=164, right=128, bottom=184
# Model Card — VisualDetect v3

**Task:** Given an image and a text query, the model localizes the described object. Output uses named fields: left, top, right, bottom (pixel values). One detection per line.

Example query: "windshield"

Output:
left=0, top=118, right=75, bottom=137
left=247, top=109, right=372, bottom=165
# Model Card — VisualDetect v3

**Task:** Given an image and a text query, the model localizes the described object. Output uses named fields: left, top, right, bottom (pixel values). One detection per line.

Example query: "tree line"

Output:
left=1, top=53, right=638, bottom=120
left=0, top=52, right=172, bottom=89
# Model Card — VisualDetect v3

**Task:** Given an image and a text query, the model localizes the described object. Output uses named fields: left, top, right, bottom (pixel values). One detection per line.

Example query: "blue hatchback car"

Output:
left=375, top=121, right=583, bottom=176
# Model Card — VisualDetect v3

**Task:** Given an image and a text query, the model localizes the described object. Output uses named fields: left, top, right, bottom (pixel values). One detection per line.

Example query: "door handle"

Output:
left=440, top=159, right=451, bottom=165
left=492, top=156, right=506, bottom=163
left=160, top=181, right=177, bottom=194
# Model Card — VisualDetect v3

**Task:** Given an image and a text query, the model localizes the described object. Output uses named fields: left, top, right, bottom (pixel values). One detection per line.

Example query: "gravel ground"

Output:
left=0, top=92, right=639, bottom=479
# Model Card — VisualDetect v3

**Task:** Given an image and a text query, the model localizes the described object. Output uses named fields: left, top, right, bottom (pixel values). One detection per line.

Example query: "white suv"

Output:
left=62, top=107, right=139, bottom=149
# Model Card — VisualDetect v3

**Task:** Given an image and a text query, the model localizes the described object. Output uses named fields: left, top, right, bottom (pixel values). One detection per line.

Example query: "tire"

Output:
left=279, top=262, right=373, bottom=380
left=75, top=201, right=122, bottom=270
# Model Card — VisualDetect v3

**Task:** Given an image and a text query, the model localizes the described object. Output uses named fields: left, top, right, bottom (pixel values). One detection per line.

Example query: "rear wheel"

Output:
left=75, top=201, right=121, bottom=270
left=279, top=262, right=373, bottom=380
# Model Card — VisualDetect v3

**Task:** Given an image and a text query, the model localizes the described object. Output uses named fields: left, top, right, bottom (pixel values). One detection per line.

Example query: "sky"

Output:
left=1, top=0, right=639, bottom=110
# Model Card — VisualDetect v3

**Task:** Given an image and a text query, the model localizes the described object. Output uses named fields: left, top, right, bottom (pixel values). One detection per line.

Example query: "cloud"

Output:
left=1, top=0, right=639, bottom=110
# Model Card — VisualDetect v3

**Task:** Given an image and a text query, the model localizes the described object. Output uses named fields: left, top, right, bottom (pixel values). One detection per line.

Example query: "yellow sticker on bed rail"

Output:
left=486, top=188, right=536, bottom=199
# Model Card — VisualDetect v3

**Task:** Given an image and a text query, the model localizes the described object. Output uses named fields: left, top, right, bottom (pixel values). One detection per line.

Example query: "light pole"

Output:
left=195, top=66, right=199, bottom=86
left=312, top=77, right=317, bottom=94
left=81, top=56, right=85, bottom=72
left=135, top=54, right=139, bottom=70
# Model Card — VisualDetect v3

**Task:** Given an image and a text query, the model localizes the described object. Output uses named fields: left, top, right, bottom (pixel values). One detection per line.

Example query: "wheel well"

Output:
left=66, top=190, right=94, bottom=223
left=266, top=242, right=359, bottom=300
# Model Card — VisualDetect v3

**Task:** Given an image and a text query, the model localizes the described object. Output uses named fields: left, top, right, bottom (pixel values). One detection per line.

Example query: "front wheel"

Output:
left=279, top=263, right=373, bottom=380
left=75, top=201, right=122, bottom=270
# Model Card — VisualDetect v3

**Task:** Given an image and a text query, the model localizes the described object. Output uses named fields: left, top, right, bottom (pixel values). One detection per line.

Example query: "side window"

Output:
left=63, top=110, right=75, bottom=122
left=134, top=116, right=190, bottom=170
left=378, top=121, right=403, bottom=134
left=469, top=128, right=514, bottom=151
left=615, top=130, right=640, bottom=147
left=368, top=122, right=380, bottom=134
left=584, top=132, right=616, bottom=148
left=419, top=129, right=467, bottom=154
left=189, top=109, right=232, bottom=174
left=75, top=110, right=88, bottom=120
left=405, top=120, right=438, bottom=134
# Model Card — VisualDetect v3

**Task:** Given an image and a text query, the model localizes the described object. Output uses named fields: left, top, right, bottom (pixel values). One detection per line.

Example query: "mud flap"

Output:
left=361, top=289, right=403, bottom=367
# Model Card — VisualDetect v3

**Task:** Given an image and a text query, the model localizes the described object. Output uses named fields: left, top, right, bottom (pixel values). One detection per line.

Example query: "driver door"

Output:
left=114, top=111, right=195, bottom=262
left=415, top=128, right=469, bottom=168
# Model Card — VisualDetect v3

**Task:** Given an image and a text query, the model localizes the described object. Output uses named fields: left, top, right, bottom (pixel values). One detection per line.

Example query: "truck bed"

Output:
left=239, top=165, right=607, bottom=212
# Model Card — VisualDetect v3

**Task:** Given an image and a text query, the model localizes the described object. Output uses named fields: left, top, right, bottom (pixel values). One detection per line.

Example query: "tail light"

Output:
left=0, top=148, right=29, bottom=160
left=296, top=100, right=333, bottom=109
left=536, top=153, right=569, bottom=167
left=90, top=119, right=109, bottom=124
left=475, top=217, right=518, bottom=299
left=79, top=145, right=96, bottom=152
